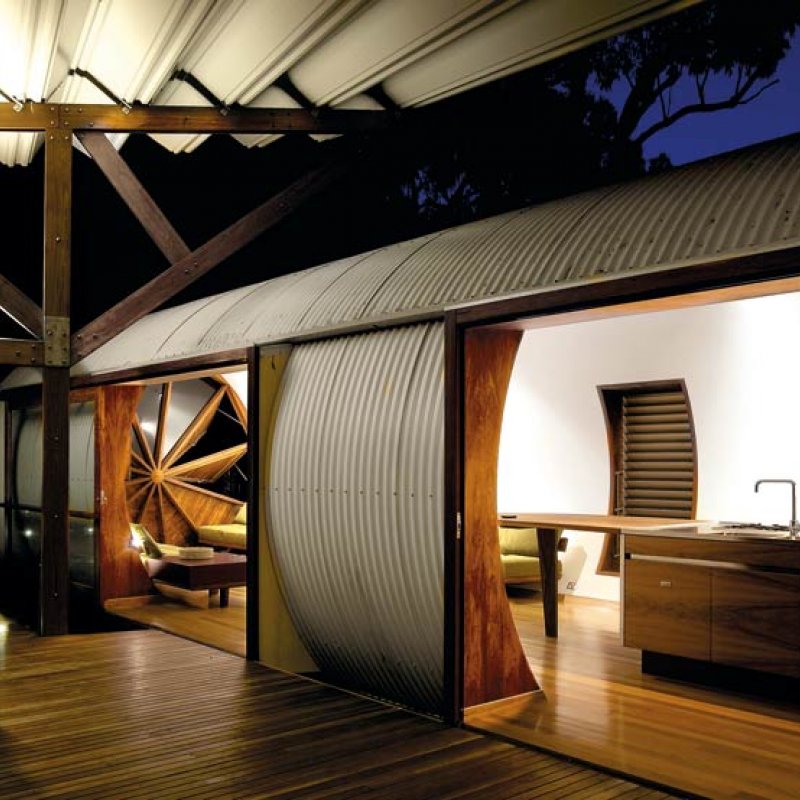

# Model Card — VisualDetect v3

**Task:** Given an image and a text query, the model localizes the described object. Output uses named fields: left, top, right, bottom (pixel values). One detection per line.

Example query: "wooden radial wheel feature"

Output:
left=126, top=376, right=247, bottom=545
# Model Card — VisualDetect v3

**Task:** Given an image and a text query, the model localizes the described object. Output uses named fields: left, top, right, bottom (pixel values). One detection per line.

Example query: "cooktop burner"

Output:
left=718, top=521, right=790, bottom=531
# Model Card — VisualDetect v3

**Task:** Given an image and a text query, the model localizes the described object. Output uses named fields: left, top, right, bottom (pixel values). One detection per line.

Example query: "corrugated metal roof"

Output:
left=0, top=0, right=694, bottom=165
left=269, top=323, right=444, bottom=712
left=27, top=136, right=794, bottom=384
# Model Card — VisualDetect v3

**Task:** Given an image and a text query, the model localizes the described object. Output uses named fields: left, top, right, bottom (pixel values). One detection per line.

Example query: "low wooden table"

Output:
left=498, top=513, right=699, bottom=638
left=144, top=552, right=247, bottom=608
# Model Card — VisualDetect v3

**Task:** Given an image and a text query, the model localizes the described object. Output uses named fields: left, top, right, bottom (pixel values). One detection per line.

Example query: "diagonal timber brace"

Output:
left=0, top=273, right=43, bottom=338
left=72, top=155, right=352, bottom=362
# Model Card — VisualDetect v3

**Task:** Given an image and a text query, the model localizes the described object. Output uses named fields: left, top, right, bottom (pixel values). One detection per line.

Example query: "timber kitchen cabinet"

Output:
left=711, top=569, right=800, bottom=678
left=624, top=558, right=711, bottom=661
left=622, top=534, right=800, bottom=679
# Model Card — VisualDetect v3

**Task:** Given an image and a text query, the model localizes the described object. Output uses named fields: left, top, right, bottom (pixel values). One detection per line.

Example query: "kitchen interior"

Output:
left=467, top=287, right=800, bottom=799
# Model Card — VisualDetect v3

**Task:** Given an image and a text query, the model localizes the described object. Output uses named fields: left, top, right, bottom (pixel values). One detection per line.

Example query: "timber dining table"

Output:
left=497, top=513, right=701, bottom=638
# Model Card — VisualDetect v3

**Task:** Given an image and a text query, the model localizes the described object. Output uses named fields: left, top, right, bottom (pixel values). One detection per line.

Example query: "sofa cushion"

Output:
left=196, top=523, right=246, bottom=550
left=234, top=503, right=247, bottom=524
left=498, top=527, right=539, bottom=557
left=502, top=554, right=541, bottom=581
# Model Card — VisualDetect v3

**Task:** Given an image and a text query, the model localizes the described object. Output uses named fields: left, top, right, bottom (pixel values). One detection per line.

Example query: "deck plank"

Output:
left=0, top=618, right=677, bottom=799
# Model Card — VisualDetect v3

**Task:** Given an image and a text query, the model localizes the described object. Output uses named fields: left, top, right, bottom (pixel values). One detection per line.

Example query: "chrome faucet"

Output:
left=754, top=479, right=798, bottom=539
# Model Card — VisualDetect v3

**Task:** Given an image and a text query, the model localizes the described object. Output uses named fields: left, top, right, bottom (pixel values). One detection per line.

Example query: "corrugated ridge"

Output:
left=34, top=137, right=800, bottom=386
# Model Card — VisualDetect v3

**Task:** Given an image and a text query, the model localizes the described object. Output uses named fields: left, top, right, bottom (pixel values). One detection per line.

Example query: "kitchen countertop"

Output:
left=621, top=522, right=798, bottom=543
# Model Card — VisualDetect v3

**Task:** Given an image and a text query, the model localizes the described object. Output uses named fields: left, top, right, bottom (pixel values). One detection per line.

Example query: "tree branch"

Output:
left=634, top=76, right=778, bottom=145
left=617, top=65, right=682, bottom=141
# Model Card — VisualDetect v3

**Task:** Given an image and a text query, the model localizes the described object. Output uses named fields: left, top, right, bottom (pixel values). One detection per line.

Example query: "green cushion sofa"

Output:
left=499, top=526, right=566, bottom=586
left=196, top=503, right=247, bottom=550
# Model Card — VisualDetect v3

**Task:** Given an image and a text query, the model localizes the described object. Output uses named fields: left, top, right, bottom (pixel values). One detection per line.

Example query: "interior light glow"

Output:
left=23, top=529, right=33, bottom=538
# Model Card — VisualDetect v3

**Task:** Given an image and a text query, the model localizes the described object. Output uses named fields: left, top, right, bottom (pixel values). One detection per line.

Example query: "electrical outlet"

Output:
left=566, top=581, right=576, bottom=590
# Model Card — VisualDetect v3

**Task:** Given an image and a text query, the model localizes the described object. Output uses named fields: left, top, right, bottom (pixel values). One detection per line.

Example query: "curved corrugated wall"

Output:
left=15, top=402, right=96, bottom=514
left=34, top=137, right=797, bottom=386
left=269, top=323, right=444, bottom=712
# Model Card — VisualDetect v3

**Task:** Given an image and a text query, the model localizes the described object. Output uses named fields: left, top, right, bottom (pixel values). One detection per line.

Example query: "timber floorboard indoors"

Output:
left=0, top=616, right=678, bottom=800
left=465, top=593, right=800, bottom=800
left=105, top=585, right=246, bottom=657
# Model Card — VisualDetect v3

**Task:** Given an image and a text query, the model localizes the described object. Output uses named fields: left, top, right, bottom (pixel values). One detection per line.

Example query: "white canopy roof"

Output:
left=0, top=0, right=694, bottom=165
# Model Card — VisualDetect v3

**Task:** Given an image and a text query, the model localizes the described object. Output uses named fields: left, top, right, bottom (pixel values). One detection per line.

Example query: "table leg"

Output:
left=536, top=527, right=559, bottom=638
left=219, top=588, right=230, bottom=608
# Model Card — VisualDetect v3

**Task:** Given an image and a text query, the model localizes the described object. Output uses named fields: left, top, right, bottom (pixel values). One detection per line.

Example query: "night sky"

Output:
left=627, top=31, right=800, bottom=165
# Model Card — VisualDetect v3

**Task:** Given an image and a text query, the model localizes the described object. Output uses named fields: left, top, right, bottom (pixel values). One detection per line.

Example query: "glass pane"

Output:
left=69, top=517, right=95, bottom=587
left=162, top=380, right=215, bottom=459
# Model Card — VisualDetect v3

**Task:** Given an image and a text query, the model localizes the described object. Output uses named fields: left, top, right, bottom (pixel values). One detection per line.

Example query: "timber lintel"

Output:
left=0, top=103, right=59, bottom=131
left=61, top=104, right=395, bottom=134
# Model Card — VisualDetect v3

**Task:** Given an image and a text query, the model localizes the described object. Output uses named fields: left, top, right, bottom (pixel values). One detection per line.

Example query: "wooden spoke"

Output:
left=153, top=382, right=172, bottom=465
left=127, top=377, right=245, bottom=543
left=165, top=477, right=241, bottom=527
left=126, top=479, right=152, bottom=509
left=139, top=483, right=157, bottom=521
left=162, top=481, right=199, bottom=531
left=132, top=417, right=156, bottom=469
left=156, top=484, right=167, bottom=545
left=162, top=386, right=226, bottom=469
left=130, top=449, right=149, bottom=470
left=167, top=444, right=247, bottom=483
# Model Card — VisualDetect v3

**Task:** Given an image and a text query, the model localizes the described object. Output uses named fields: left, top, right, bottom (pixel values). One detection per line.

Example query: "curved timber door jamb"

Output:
left=456, top=324, right=538, bottom=710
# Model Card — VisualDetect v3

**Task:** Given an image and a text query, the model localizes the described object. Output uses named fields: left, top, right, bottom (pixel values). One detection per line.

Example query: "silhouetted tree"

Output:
left=551, top=0, right=800, bottom=176
left=396, top=0, right=800, bottom=226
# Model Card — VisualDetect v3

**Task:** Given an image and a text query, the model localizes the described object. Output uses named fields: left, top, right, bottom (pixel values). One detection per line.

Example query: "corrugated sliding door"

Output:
left=268, top=323, right=444, bottom=713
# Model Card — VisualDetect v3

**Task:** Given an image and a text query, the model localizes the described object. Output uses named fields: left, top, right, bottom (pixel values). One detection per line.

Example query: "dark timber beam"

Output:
left=0, top=338, right=44, bottom=365
left=0, top=273, right=43, bottom=337
left=76, top=131, right=190, bottom=263
left=60, top=104, right=393, bottom=134
left=40, top=130, right=72, bottom=636
left=0, top=103, right=59, bottom=130
left=73, top=157, right=351, bottom=361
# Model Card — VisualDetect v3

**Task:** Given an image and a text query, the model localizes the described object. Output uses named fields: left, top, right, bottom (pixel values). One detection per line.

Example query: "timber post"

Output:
left=40, top=125, right=72, bottom=635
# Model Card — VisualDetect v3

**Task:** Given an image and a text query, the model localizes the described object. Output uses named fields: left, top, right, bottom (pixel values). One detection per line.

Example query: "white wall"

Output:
left=222, top=369, right=248, bottom=408
left=498, top=293, right=800, bottom=601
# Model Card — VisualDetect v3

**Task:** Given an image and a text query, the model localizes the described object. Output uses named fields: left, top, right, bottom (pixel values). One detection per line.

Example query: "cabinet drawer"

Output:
left=624, top=559, right=711, bottom=660
left=712, top=570, right=800, bottom=678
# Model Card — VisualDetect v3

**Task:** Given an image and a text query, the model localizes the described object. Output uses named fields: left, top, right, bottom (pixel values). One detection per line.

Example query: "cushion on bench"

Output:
left=196, top=523, right=247, bottom=550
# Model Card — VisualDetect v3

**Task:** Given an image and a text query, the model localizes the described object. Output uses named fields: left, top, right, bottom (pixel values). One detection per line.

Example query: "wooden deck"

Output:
left=466, top=594, right=800, bottom=800
left=105, top=585, right=247, bottom=657
left=0, top=615, right=677, bottom=799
